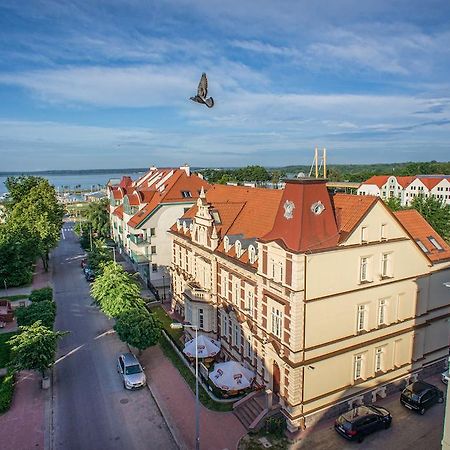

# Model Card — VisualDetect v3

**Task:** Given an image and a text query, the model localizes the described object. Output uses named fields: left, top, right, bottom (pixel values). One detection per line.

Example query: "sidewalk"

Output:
left=0, top=258, right=52, bottom=450
left=141, top=344, right=247, bottom=450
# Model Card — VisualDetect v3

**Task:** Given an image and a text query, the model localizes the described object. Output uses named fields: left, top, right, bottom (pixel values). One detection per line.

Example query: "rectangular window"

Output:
left=381, top=253, right=391, bottom=277
left=152, top=263, right=158, bottom=272
left=151, top=245, right=157, bottom=254
left=271, top=307, right=283, bottom=338
left=378, top=299, right=387, bottom=326
left=416, top=239, right=429, bottom=253
left=428, top=236, right=443, bottom=251
left=181, top=191, right=192, bottom=198
left=357, top=304, right=367, bottom=332
left=221, top=314, right=228, bottom=339
left=354, top=354, right=363, bottom=380
left=361, top=226, right=368, bottom=243
left=380, top=224, right=387, bottom=240
left=233, top=278, right=240, bottom=304
left=233, top=324, right=241, bottom=348
left=150, top=228, right=156, bottom=236
left=246, top=290, right=254, bottom=317
left=375, top=347, right=384, bottom=372
left=221, top=272, right=228, bottom=298
left=244, top=335, right=254, bottom=360
left=360, top=257, right=369, bottom=282
left=228, top=318, right=232, bottom=341
left=198, top=308, right=204, bottom=329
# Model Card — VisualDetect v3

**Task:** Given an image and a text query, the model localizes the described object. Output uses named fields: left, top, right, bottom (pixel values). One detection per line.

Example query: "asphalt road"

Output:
left=51, top=222, right=177, bottom=450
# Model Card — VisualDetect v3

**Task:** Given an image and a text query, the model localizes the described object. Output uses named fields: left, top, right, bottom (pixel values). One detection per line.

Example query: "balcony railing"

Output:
left=129, top=234, right=149, bottom=246
left=130, top=250, right=150, bottom=264
left=184, top=281, right=211, bottom=302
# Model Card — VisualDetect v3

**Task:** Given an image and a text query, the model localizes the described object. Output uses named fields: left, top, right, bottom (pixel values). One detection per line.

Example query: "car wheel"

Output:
left=419, top=407, right=426, bottom=415
left=123, top=381, right=127, bottom=389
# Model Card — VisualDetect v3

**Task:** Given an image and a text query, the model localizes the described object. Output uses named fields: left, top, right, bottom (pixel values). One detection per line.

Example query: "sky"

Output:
left=0, top=0, right=449, bottom=171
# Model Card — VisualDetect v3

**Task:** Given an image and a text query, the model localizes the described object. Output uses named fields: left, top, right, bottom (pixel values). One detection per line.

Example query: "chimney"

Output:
left=180, top=163, right=190, bottom=177
left=261, top=179, right=339, bottom=253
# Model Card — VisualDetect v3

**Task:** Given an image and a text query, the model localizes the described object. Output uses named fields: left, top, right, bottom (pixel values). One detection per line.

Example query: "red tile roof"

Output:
left=112, top=204, right=123, bottom=219
left=394, top=210, right=450, bottom=263
left=362, top=175, right=389, bottom=188
left=396, top=176, right=415, bottom=188
left=419, top=177, right=444, bottom=190
left=111, top=187, right=123, bottom=200
left=333, top=194, right=378, bottom=242
left=119, top=176, right=133, bottom=188
left=127, top=192, right=140, bottom=206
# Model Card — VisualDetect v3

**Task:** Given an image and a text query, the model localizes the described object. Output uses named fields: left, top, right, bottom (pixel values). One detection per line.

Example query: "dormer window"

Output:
left=182, top=191, right=192, bottom=198
left=224, top=236, right=230, bottom=252
left=248, top=245, right=256, bottom=264
left=416, top=239, right=429, bottom=253
left=211, top=210, right=221, bottom=224
left=235, top=241, right=242, bottom=258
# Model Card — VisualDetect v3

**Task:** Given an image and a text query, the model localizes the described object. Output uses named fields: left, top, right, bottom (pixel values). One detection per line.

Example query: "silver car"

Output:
left=117, top=353, right=147, bottom=389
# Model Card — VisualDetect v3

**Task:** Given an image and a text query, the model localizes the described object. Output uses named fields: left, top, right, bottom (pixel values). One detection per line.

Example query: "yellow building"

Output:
left=170, top=179, right=450, bottom=433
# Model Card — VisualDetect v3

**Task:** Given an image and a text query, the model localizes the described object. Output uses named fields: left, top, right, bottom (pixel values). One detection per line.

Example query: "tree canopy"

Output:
left=114, top=309, right=161, bottom=352
left=7, top=321, right=68, bottom=377
left=90, top=261, right=145, bottom=318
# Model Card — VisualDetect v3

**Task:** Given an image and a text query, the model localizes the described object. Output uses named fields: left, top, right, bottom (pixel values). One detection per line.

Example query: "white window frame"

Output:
left=221, top=272, right=229, bottom=298
left=428, top=237, right=443, bottom=251
left=380, top=223, right=387, bottom=240
left=246, top=289, right=254, bottom=317
left=381, top=252, right=391, bottom=278
left=271, top=307, right=283, bottom=338
left=233, top=323, right=241, bottom=348
left=357, top=304, right=367, bottom=332
left=361, top=226, right=368, bottom=243
left=378, top=299, right=388, bottom=326
left=360, top=257, right=370, bottom=282
left=354, top=354, right=364, bottom=380
left=233, top=278, right=240, bottom=305
left=375, top=347, right=384, bottom=372
left=244, top=334, right=254, bottom=360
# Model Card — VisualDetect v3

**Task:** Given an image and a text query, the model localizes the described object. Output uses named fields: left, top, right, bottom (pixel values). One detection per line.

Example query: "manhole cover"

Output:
left=120, top=398, right=129, bottom=404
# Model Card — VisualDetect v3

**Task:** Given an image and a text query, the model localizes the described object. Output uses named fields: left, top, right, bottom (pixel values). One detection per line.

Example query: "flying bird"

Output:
left=190, top=73, right=214, bottom=108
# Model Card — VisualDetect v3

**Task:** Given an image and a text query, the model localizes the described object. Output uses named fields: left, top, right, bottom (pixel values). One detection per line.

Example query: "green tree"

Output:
left=384, top=197, right=402, bottom=212
left=7, top=321, right=68, bottom=378
left=410, top=195, right=450, bottom=243
left=4, top=176, right=42, bottom=208
left=7, top=178, right=64, bottom=271
left=91, top=261, right=145, bottom=318
left=114, top=309, right=161, bottom=353
left=85, top=199, right=110, bottom=239
left=15, top=301, right=56, bottom=329
left=29, top=287, right=53, bottom=303
left=87, top=238, right=112, bottom=275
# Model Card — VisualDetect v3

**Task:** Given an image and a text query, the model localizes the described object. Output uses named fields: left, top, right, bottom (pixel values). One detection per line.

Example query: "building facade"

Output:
left=358, top=175, right=450, bottom=206
left=108, top=165, right=210, bottom=298
left=170, top=179, right=450, bottom=432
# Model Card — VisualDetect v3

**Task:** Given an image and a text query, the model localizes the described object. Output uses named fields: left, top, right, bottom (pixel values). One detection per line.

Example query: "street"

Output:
left=51, top=221, right=176, bottom=450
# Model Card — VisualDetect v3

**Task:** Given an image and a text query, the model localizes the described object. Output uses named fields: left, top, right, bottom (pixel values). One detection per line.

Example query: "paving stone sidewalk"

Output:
left=141, top=344, right=247, bottom=450
left=0, top=258, right=52, bottom=450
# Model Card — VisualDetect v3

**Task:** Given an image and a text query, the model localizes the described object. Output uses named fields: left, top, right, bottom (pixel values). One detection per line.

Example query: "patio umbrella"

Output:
left=209, top=361, right=255, bottom=391
left=183, top=335, right=221, bottom=358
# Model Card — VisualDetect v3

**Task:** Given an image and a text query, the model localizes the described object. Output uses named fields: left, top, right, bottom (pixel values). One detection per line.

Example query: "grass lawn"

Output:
left=0, top=294, right=29, bottom=301
left=0, top=332, right=17, bottom=368
left=151, top=306, right=184, bottom=347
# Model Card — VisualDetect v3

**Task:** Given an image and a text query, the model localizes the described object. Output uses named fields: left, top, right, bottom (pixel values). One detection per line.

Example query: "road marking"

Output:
left=54, top=344, right=85, bottom=364
left=61, top=229, right=65, bottom=240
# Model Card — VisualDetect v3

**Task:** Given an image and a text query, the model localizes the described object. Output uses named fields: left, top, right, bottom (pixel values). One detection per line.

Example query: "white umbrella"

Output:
left=209, top=361, right=255, bottom=391
left=183, top=335, right=221, bottom=358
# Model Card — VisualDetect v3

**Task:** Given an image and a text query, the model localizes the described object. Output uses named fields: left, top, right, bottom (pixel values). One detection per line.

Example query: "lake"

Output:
left=0, top=170, right=146, bottom=194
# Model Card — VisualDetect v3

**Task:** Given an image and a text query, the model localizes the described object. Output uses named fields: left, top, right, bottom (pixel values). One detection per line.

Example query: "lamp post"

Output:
left=170, top=322, right=200, bottom=450
left=103, top=245, right=116, bottom=262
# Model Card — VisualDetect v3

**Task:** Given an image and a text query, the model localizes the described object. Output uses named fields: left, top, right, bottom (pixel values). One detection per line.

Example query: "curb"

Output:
left=145, top=381, right=185, bottom=450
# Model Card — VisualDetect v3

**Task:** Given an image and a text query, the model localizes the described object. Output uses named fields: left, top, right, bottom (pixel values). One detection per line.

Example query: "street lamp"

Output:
left=170, top=322, right=200, bottom=450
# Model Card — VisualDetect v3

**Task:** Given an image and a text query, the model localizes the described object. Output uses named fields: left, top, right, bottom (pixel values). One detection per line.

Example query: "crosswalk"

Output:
left=62, top=227, right=72, bottom=232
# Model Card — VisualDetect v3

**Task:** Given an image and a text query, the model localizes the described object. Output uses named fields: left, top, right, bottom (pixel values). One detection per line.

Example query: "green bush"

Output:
left=0, top=332, right=17, bottom=367
left=265, top=416, right=286, bottom=438
left=0, top=370, right=15, bottom=414
left=29, top=287, right=53, bottom=303
left=16, top=300, right=56, bottom=329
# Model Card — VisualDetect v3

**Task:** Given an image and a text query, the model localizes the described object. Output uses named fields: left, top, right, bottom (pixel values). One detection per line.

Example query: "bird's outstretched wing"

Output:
left=197, top=73, right=208, bottom=98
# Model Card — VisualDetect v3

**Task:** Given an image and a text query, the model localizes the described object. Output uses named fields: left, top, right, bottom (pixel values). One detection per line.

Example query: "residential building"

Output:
left=170, top=178, right=450, bottom=433
left=358, top=175, right=450, bottom=206
left=108, top=165, right=210, bottom=299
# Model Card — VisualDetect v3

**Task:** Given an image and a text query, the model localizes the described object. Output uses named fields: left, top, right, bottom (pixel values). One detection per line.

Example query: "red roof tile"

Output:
left=362, top=175, right=389, bottom=188
left=394, top=209, right=450, bottom=263
left=333, top=194, right=378, bottom=241
left=119, top=176, right=133, bottom=188
left=396, top=176, right=415, bottom=188
left=419, top=177, right=444, bottom=190
left=112, top=204, right=123, bottom=219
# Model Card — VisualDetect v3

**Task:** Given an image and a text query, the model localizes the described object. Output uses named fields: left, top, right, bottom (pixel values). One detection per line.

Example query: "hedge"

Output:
left=16, top=300, right=56, bottom=329
left=0, top=370, right=15, bottom=414
left=29, top=287, right=53, bottom=303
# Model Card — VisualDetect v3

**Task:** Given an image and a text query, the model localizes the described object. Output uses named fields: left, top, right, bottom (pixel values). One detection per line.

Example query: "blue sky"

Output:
left=0, top=0, right=449, bottom=171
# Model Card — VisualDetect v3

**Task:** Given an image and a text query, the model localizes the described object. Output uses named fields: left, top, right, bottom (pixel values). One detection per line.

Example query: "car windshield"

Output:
left=403, top=389, right=420, bottom=401
left=125, top=364, right=142, bottom=375
left=337, top=416, right=353, bottom=431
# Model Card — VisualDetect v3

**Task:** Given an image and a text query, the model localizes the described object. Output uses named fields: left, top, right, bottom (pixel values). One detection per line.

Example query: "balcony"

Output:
left=129, top=234, right=149, bottom=246
left=184, top=281, right=211, bottom=303
left=130, top=250, right=150, bottom=264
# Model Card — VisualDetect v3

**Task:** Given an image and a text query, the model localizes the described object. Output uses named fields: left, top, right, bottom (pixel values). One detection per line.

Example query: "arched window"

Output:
left=248, top=245, right=256, bottom=264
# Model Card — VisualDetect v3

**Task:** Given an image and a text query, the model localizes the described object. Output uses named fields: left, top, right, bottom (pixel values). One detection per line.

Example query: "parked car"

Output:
left=400, top=381, right=444, bottom=414
left=441, top=369, right=449, bottom=385
left=334, top=405, right=392, bottom=443
left=117, top=353, right=146, bottom=390
left=84, top=268, right=95, bottom=282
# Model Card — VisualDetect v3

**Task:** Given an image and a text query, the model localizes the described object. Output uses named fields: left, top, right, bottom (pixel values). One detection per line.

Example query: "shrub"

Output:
left=265, top=416, right=286, bottom=438
left=16, top=300, right=56, bottom=329
left=0, top=370, right=15, bottom=413
left=29, top=287, right=53, bottom=303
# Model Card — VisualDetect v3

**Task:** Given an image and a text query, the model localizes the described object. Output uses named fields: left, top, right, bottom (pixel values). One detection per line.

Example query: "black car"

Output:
left=335, top=405, right=392, bottom=443
left=400, top=381, right=444, bottom=414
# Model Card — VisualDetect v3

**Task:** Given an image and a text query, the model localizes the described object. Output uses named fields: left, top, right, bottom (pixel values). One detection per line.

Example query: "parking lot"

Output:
left=291, top=374, right=446, bottom=450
